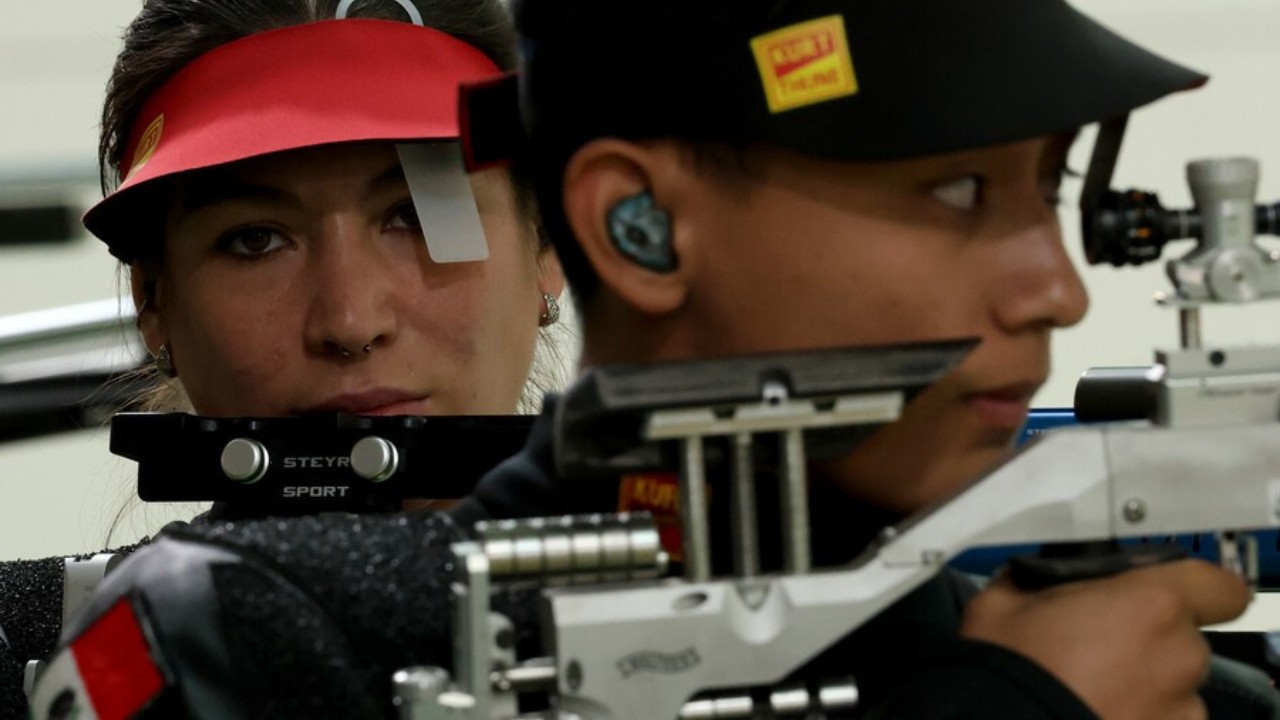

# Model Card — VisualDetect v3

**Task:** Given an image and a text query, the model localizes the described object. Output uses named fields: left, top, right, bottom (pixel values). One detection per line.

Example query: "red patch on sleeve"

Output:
left=72, top=598, right=166, bottom=720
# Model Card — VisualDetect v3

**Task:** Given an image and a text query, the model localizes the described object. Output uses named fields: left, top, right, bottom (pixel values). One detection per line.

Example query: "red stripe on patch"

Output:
left=72, top=598, right=165, bottom=720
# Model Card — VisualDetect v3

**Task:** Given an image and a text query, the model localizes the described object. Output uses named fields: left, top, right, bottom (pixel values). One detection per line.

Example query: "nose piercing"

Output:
left=336, top=340, right=375, bottom=358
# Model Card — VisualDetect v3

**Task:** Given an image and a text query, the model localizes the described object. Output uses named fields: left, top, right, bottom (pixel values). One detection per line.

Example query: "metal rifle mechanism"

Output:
left=395, top=340, right=973, bottom=719
left=402, top=139, right=1280, bottom=718
left=1078, top=120, right=1280, bottom=430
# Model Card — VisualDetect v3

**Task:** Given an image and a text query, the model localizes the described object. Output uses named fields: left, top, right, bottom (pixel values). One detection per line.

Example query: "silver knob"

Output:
left=221, top=438, right=269, bottom=484
left=351, top=436, right=399, bottom=482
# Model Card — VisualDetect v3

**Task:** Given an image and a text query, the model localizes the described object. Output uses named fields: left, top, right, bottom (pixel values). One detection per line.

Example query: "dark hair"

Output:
left=100, top=0, right=520, bottom=264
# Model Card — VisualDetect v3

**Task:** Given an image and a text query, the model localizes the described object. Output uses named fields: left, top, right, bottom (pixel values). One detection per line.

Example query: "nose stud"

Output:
left=336, top=341, right=376, bottom=359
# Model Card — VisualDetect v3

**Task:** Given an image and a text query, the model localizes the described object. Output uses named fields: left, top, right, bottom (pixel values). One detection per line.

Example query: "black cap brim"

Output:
left=495, top=0, right=1205, bottom=163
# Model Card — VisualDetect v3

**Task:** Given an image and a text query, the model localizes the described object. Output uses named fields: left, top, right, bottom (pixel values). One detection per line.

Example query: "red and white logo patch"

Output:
left=30, top=597, right=167, bottom=720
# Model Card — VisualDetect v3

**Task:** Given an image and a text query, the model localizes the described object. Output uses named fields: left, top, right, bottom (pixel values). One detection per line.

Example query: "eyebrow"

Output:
left=175, top=161, right=408, bottom=217
left=175, top=176, right=295, bottom=217
left=367, top=162, right=409, bottom=198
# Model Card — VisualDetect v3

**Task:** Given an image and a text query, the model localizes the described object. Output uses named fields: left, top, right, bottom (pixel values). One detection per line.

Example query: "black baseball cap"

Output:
left=462, top=0, right=1205, bottom=168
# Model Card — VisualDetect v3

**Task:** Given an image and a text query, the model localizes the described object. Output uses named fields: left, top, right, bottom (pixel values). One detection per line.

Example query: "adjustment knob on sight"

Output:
left=351, top=436, right=399, bottom=482
left=221, top=438, right=269, bottom=484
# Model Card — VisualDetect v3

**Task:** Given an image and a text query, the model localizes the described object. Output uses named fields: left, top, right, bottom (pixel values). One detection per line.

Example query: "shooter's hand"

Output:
left=961, top=560, right=1251, bottom=720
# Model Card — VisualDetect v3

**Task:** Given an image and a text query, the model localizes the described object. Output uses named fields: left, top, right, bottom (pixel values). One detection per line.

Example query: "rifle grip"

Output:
left=1008, top=541, right=1189, bottom=590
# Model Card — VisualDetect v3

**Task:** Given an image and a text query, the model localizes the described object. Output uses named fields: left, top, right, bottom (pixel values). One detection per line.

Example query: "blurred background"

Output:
left=1, top=0, right=1278, bottom=563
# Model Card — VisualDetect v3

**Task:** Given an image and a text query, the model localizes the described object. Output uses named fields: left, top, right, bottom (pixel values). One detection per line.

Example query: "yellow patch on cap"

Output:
left=125, top=114, right=165, bottom=181
left=751, top=15, right=859, bottom=114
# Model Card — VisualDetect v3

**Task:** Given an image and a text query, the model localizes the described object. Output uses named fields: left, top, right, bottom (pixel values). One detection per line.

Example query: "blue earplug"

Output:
left=607, top=190, right=677, bottom=273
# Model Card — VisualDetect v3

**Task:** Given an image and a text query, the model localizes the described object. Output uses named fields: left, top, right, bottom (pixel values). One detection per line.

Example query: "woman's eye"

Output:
left=932, top=175, right=983, bottom=210
left=217, top=227, right=288, bottom=257
left=386, top=201, right=422, bottom=232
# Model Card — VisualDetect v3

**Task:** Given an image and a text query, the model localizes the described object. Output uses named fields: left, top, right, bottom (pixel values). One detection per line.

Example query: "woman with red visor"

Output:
left=0, top=2, right=564, bottom=716
left=88, top=0, right=566, bottom=421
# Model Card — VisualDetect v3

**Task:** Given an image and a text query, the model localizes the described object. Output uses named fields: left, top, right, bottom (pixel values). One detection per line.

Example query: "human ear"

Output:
left=561, top=139, right=692, bottom=316
left=129, top=263, right=165, bottom=355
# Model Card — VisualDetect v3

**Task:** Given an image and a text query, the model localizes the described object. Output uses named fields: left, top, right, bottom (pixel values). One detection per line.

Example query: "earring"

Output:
left=155, top=343, right=177, bottom=378
left=608, top=190, right=677, bottom=273
left=540, top=292, right=561, bottom=327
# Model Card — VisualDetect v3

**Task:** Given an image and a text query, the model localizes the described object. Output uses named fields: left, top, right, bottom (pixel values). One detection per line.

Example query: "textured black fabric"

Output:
left=212, top=563, right=384, bottom=719
left=0, top=640, right=24, bottom=720
left=157, top=513, right=542, bottom=716
left=0, top=556, right=61, bottom=720
left=172, top=513, right=469, bottom=676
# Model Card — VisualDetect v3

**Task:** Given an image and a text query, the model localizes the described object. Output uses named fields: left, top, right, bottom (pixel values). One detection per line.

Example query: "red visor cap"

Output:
left=85, top=19, right=501, bottom=261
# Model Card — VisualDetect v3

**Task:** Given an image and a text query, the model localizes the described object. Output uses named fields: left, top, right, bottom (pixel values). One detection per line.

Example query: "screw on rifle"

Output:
left=1122, top=498, right=1147, bottom=524
left=566, top=660, right=583, bottom=691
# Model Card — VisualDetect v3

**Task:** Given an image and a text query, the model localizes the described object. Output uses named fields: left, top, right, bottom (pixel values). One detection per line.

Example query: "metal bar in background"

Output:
left=0, top=298, right=136, bottom=356
left=0, top=161, right=98, bottom=194
left=0, top=299, right=149, bottom=441
left=0, top=160, right=97, bottom=245
left=0, top=206, right=78, bottom=246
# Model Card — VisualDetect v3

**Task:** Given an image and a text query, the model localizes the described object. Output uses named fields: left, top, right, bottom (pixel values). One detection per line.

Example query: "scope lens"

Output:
left=1083, top=189, right=1171, bottom=267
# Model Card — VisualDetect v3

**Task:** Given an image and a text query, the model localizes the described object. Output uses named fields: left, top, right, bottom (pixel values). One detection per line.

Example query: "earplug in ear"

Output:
left=607, top=190, right=677, bottom=273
